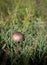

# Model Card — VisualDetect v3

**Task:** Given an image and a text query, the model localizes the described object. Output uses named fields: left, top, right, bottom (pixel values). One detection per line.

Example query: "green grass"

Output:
left=0, top=0, right=47, bottom=65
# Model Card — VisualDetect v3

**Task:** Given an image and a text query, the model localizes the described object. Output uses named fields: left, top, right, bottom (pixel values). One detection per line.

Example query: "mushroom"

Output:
left=13, top=45, right=23, bottom=55
left=12, top=32, right=24, bottom=42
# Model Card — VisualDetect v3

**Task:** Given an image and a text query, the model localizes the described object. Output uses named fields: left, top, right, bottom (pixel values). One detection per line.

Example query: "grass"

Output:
left=0, top=0, right=47, bottom=65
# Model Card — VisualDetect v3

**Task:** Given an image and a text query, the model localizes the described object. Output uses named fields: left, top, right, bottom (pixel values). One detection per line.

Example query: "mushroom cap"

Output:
left=12, top=32, right=24, bottom=42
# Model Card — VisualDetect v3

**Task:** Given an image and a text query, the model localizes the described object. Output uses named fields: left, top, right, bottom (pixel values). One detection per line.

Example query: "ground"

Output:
left=0, top=0, right=47, bottom=65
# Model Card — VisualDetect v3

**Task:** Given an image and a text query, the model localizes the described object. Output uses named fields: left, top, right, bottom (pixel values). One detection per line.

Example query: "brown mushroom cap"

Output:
left=12, top=32, right=24, bottom=42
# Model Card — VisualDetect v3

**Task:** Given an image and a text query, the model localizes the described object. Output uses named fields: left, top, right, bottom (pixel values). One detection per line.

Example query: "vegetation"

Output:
left=0, top=0, right=47, bottom=65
